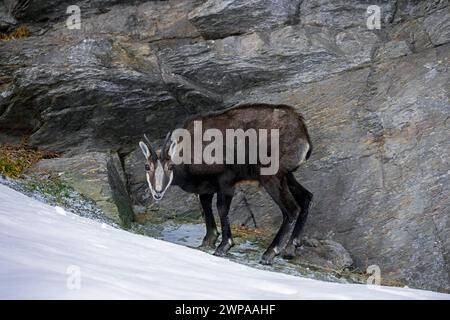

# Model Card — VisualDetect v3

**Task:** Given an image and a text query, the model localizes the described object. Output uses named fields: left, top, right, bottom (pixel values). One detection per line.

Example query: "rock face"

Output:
left=188, top=0, right=302, bottom=39
left=0, top=0, right=449, bottom=292
left=0, top=2, right=17, bottom=32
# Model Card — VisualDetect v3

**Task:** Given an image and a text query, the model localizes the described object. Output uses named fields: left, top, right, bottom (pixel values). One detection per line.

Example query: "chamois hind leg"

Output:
left=213, top=192, right=235, bottom=257
left=259, top=174, right=300, bottom=265
left=199, top=194, right=219, bottom=249
left=282, top=172, right=313, bottom=259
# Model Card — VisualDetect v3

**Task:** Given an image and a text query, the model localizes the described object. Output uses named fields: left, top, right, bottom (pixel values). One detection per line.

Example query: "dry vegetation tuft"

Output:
left=0, top=25, right=30, bottom=41
left=0, top=143, right=58, bottom=178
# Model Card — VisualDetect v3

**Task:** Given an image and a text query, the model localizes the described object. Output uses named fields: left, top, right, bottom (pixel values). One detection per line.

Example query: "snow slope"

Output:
left=0, top=184, right=448, bottom=300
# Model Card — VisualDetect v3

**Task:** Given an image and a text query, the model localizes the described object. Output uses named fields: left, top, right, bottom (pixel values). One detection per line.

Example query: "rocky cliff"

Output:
left=1, top=0, right=449, bottom=292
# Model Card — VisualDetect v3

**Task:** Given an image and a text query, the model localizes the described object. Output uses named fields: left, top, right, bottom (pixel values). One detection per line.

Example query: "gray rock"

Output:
left=0, top=3, right=17, bottom=32
left=299, top=0, right=397, bottom=29
left=374, top=39, right=413, bottom=60
left=50, top=0, right=203, bottom=42
left=387, top=18, right=434, bottom=53
left=188, top=0, right=301, bottom=39
left=394, top=0, right=449, bottom=22
left=229, top=184, right=281, bottom=230
left=292, top=238, right=354, bottom=271
left=27, top=152, right=134, bottom=226
left=4, top=0, right=31, bottom=19
left=157, top=25, right=379, bottom=96
left=423, top=7, right=450, bottom=46
left=7, top=0, right=149, bottom=21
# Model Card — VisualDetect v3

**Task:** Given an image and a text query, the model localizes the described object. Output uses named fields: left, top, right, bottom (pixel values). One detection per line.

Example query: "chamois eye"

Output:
left=145, top=164, right=150, bottom=171
left=168, top=163, right=174, bottom=170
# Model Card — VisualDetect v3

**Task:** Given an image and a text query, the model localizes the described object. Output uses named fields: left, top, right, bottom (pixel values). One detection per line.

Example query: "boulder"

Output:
left=27, top=152, right=134, bottom=226
left=292, top=238, right=354, bottom=272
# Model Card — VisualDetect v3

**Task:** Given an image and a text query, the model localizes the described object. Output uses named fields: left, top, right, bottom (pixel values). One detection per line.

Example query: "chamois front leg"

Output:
left=199, top=194, right=219, bottom=249
left=213, top=192, right=234, bottom=257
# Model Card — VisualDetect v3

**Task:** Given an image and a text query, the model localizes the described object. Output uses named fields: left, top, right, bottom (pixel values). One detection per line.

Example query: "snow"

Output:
left=0, top=184, right=449, bottom=300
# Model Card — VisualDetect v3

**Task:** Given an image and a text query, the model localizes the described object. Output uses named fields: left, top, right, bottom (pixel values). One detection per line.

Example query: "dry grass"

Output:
left=0, top=143, right=58, bottom=178
left=232, top=225, right=267, bottom=238
left=0, top=25, right=30, bottom=41
left=231, top=225, right=271, bottom=246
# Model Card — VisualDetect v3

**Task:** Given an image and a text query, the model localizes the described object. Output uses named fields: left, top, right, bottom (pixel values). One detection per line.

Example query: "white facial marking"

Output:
left=154, top=160, right=164, bottom=192
left=146, top=172, right=155, bottom=194
left=163, top=171, right=174, bottom=196
left=145, top=161, right=173, bottom=201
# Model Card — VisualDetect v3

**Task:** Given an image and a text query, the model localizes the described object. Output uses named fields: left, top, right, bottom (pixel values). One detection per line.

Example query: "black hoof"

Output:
left=282, top=253, right=295, bottom=260
left=199, top=232, right=219, bottom=249
left=282, top=244, right=296, bottom=260
left=200, top=238, right=218, bottom=249
left=213, top=240, right=234, bottom=257
left=259, top=258, right=273, bottom=265
left=260, top=250, right=277, bottom=265
left=213, top=250, right=227, bottom=257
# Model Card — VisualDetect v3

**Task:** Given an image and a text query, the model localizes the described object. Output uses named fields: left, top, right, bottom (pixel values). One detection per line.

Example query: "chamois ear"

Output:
left=139, top=141, right=150, bottom=159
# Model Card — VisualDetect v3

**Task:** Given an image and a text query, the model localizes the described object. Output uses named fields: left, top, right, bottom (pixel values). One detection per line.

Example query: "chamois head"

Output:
left=139, top=132, right=176, bottom=201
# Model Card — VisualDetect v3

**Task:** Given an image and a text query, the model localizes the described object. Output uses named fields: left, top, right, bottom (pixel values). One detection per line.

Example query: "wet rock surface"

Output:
left=140, top=219, right=365, bottom=285
left=1, top=0, right=449, bottom=292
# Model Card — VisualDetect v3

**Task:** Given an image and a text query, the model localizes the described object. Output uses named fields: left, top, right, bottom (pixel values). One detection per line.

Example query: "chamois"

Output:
left=139, top=104, right=313, bottom=264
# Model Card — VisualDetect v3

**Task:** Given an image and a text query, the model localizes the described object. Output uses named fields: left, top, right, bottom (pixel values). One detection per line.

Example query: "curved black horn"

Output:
left=161, top=131, right=172, bottom=159
left=143, top=134, right=158, bottom=161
